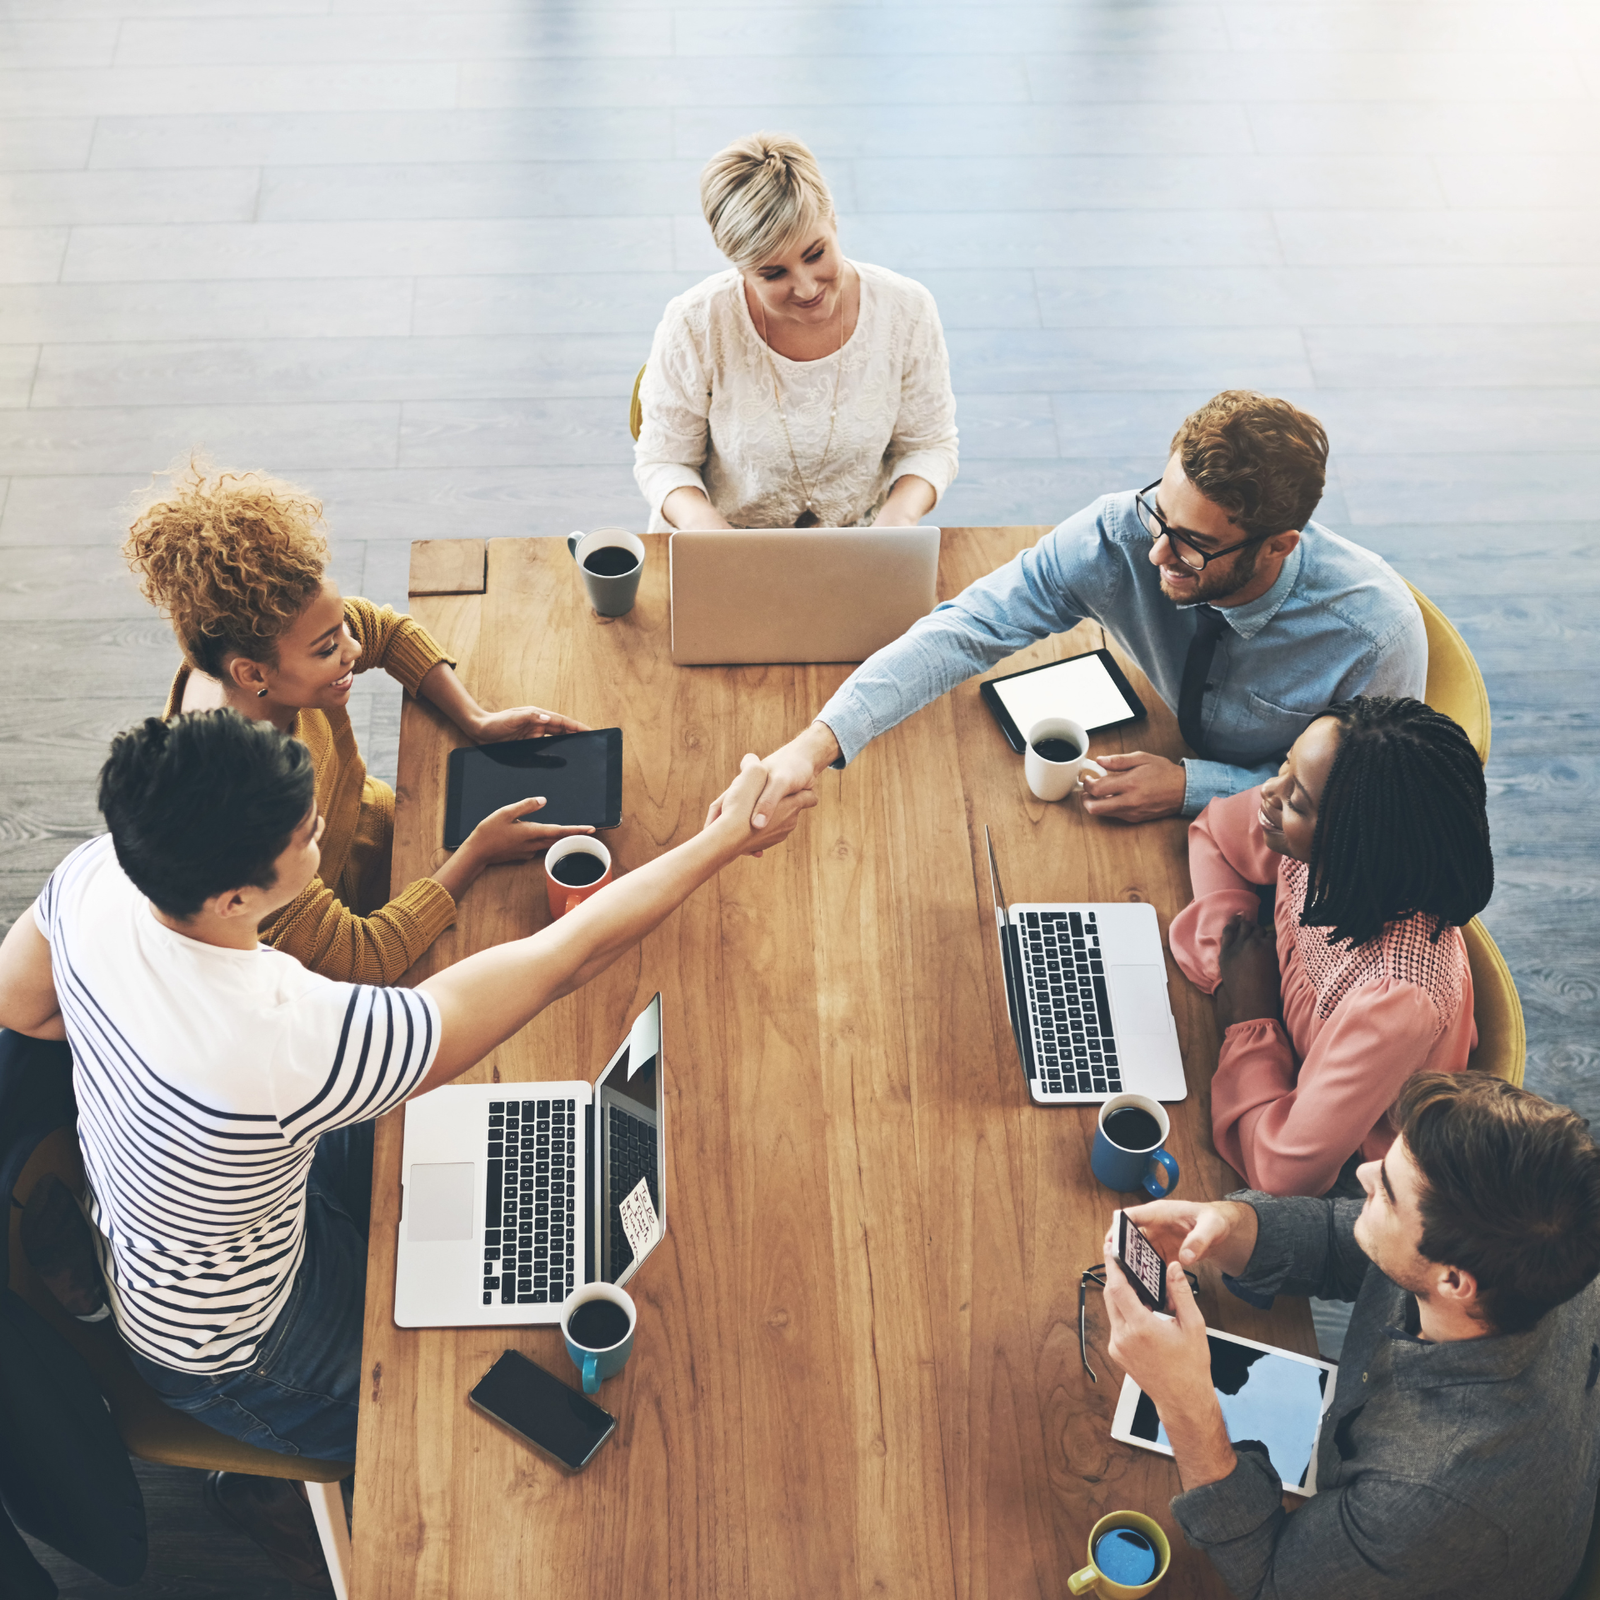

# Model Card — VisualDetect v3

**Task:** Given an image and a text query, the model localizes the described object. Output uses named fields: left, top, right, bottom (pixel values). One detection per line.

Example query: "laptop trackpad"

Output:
left=406, top=1162, right=475, bottom=1242
left=1108, top=967, right=1172, bottom=1036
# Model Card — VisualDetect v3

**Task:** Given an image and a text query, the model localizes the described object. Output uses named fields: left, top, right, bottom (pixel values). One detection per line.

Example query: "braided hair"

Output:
left=1300, top=695, right=1492, bottom=949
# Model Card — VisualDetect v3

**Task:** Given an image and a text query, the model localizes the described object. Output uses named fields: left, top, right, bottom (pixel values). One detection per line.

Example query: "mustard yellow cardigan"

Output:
left=163, top=598, right=458, bottom=984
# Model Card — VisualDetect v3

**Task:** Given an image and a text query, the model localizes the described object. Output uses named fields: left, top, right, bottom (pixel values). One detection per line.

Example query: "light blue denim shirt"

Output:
left=817, top=492, right=1427, bottom=816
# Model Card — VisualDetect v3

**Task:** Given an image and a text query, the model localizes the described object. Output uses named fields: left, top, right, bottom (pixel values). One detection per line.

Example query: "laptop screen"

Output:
left=593, top=995, right=665, bottom=1287
left=984, top=828, right=1035, bottom=1081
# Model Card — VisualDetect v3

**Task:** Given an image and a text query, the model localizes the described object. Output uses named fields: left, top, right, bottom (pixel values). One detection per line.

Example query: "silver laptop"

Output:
left=668, top=526, right=940, bottom=664
left=394, top=995, right=664, bottom=1327
left=984, top=828, right=1186, bottom=1105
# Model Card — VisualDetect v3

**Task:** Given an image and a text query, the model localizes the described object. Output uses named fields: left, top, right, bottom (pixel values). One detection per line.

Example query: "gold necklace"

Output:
left=756, top=274, right=847, bottom=528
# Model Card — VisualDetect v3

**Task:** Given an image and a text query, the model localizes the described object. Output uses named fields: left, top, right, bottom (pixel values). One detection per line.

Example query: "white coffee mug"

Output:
left=1024, top=716, right=1106, bottom=802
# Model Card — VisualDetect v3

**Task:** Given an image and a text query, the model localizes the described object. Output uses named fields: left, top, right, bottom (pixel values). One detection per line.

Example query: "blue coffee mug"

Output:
left=1091, top=1093, right=1179, bottom=1197
left=561, top=1284, right=636, bottom=1395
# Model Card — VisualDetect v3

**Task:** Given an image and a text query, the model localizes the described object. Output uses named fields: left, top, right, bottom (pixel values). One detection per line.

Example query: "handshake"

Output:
left=704, top=750, right=820, bottom=859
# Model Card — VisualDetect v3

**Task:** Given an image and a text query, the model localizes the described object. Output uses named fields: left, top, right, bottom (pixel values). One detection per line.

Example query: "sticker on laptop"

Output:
left=619, top=1176, right=659, bottom=1260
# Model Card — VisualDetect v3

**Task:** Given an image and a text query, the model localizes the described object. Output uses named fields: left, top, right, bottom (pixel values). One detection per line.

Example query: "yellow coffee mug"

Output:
left=1067, top=1511, right=1171, bottom=1598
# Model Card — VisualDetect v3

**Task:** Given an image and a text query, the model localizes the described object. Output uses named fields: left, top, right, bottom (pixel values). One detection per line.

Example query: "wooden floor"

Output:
left=3, top=0, right=1597, bottom=1592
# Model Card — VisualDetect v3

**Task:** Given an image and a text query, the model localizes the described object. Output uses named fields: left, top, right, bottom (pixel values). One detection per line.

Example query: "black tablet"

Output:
left=443, top=730, right=623, bottom=849
left=979, top=648, right=1146, bottom=753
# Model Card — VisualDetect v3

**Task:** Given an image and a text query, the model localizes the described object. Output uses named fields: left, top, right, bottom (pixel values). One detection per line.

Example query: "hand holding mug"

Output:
left=1079, top=752, right=1188, bottom=823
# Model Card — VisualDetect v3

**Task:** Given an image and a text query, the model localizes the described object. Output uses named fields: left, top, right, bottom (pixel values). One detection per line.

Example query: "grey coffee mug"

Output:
left=568, top=528, right=645, bottom=617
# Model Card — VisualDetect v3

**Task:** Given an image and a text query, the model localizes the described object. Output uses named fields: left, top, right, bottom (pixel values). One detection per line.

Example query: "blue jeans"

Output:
left=126, top=1122, right=374, bottom=1465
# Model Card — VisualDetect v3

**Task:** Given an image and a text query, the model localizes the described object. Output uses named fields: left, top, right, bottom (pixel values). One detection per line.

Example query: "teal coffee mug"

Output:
left=1090, top=1093, right=1179, bottom=1197
left=561, top=1283, right=636, bottom=1395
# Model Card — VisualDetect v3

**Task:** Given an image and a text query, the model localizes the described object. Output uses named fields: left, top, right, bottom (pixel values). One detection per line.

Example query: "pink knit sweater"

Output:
left=1169, top=787, right=1476, bottom=1197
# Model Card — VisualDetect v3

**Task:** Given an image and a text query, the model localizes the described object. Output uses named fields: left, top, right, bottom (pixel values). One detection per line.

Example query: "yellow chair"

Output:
left=1461, top=918, right=1526, bottom=1088
left=629, top=362, right=646, bottom=442
left=1406, top=580, right=1491, bottom=764
left=9, top=1129, right=354, bottom=1599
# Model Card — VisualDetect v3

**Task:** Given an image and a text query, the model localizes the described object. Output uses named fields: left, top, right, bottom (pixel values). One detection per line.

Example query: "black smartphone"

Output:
left=1114, top=1210, right=1168, bottom=1314
left=469, top=1350, right=616, bottom=1472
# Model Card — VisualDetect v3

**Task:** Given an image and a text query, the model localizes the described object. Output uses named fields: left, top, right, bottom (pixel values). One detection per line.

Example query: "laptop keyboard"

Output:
left=1020, top=910, right=1123, bottom=1098
left=607, top=1104, right=659, bottom=1276
left=482, top=1098, right=577, bottom=1307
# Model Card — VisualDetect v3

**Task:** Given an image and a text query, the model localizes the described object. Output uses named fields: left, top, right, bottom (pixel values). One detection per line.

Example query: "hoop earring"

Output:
left=256, top=688, right=269, bottom=698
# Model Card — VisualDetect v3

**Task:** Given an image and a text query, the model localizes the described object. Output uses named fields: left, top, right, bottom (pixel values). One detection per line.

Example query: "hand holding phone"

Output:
left=1112, top=1209, right=1168, bottom=1314
left=469, top=1349, right=616, bottom=1472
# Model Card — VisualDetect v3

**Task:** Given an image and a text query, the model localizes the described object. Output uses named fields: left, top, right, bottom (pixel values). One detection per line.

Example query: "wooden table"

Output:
left=352, top=530, right=1315, bottom=1600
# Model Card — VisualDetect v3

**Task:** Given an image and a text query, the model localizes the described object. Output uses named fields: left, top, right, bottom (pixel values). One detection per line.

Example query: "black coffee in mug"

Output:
left=582, top=545, right=639, bottom=577
left=1104, top=1106, right=1161, bottom=1151
left=569, top=1299, right=630, bottom=1350
left=549, top=850, right=605, bottom=887
left=1031, top=736, right=1082, bottom=764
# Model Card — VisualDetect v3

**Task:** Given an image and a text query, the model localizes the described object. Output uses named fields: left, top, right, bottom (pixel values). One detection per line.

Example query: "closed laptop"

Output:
left=669, top=526, right=940, bottom=665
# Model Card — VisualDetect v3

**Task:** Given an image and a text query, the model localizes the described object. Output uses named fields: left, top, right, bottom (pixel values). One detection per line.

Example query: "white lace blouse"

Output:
left=632, top=261, right=959, bottom=532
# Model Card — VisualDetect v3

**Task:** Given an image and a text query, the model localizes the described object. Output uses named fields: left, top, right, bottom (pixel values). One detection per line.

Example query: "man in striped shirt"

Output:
left=0, top=711, right=811, bottom=1472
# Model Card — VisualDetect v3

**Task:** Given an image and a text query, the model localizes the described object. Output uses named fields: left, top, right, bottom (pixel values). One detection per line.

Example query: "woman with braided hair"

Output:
left=1169, top=695, right=1493, bottom=1197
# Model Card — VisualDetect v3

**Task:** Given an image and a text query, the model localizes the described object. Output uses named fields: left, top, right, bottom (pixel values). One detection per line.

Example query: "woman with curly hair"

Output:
left=126, top=463, right=592, bottom=983
left=1169, top=695, right=1494, bottom=1198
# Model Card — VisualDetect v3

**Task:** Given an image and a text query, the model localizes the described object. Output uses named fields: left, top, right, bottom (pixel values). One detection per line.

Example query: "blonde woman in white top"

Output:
left=634, top=133, right=959, bottom=533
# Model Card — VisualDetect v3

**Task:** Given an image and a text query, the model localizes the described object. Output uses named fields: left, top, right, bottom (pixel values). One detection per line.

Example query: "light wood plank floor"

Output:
left=3, top=0, right=1598, bottom=1592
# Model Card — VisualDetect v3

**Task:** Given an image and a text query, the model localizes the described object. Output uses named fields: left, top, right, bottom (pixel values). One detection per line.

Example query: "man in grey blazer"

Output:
left=1103, top=1072, right=1600, bottom=1600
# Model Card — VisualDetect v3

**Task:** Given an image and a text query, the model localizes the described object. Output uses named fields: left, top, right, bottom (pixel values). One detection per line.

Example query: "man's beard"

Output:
left=1160, top=540, right=1262, bottom=605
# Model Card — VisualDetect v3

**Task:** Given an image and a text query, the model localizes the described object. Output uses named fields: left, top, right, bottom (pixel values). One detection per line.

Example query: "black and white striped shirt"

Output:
left=35, top=836, right=438, bottom=1374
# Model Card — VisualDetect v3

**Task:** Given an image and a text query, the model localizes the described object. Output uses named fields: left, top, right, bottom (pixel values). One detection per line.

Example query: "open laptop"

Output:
left=983, top=828, right=1186, bottom=1105
left=668, top=526, right=940, bottom=664
left=394, top=995, right=664, bottom=1327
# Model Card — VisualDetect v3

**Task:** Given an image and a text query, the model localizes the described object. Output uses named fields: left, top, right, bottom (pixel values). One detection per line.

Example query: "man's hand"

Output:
left=1214, top=914, right=1282, bottom=1031
left=1080, top=752, right=1187, bottom=822
left=469, top=705, right=591, bottom=742
left=707, top=722, right=839, bottom=833
left=1120, top=1197, right=1260, bottom=1277
left=706, top=753, right=818, bottom=858
left=1102, top=1243, right=1237, bottom=1492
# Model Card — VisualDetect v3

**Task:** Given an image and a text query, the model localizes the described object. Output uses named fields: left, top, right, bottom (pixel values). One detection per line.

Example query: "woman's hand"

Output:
left=469, top=706, right=591, bottom=742
left=432, top=799, right=595, bottom=901
left=874, top=473, right=936, bottom=527
left=661, top=486, right=735, bottom=531
left=1213, top=913, right=1282, bottom=1031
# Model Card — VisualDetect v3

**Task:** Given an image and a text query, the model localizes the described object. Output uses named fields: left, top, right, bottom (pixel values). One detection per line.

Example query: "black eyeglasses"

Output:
left=1079, top=1263, right=1199, bottom=1384
left=1134, top=479, right=1277, bottom=572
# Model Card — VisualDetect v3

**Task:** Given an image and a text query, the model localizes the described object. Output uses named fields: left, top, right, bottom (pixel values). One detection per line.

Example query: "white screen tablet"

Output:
left=1110, top=1326, right=1338, bottom=1496
left=980, top=649, right=1146, bottom=753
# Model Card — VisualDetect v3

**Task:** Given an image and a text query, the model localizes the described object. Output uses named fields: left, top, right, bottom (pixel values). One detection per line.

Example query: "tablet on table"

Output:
left=980, top=648, right=1146, bottom=753
left=443, top=729, right=623, bottom=849
left=1111, top=1325, right=1338, bottom=1496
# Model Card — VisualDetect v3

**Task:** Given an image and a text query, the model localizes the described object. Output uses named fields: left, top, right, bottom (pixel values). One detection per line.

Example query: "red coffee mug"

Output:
left=544, top=837, right=613, bottom=919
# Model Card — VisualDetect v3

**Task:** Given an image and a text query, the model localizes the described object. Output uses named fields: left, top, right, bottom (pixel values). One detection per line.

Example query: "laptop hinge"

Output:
left=585, top=1102, right=596, bottom=1284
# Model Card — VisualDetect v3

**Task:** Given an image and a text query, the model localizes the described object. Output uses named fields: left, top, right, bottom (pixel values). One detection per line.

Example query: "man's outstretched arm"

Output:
left=414, top=756, right=815, bottom=1093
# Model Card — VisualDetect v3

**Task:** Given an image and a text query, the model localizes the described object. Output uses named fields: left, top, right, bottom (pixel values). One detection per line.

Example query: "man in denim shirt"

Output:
left=1102, top=1074, right=1600, bottom=1600
left=741, top=391, right=1426, bottom=827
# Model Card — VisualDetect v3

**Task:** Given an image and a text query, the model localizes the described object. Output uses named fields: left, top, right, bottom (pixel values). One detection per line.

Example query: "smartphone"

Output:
left=1113, top=1209, right=1168, bottom=1314
left=469, top=1350, right=616, bottom=1472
